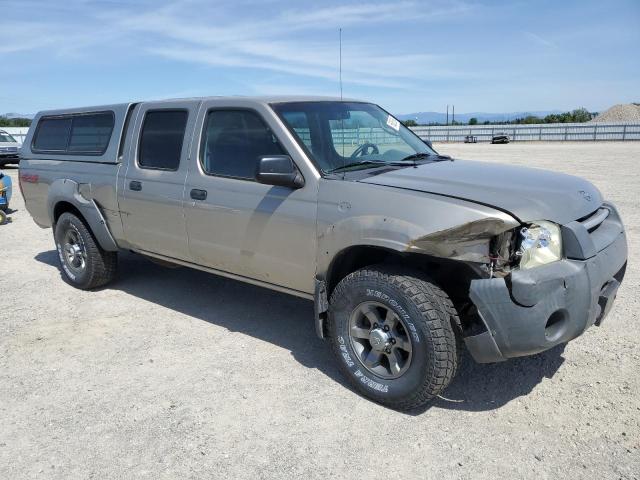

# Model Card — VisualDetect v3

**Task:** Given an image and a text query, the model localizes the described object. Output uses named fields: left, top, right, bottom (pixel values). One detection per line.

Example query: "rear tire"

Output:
left=54, top=212, right=117, bottom=289
left=328, top=265, right=460, bottom=410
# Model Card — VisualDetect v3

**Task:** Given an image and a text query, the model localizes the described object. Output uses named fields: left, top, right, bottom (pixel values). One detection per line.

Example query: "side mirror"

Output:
left=256, top=155, right=304, bottom=189
left=423, top=139, right=433, bottom=149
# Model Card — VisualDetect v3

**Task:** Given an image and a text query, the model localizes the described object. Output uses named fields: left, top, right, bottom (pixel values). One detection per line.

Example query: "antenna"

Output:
left=339, top=28, right=343, bottom=100
left=339, top=27, right=345, bottom=177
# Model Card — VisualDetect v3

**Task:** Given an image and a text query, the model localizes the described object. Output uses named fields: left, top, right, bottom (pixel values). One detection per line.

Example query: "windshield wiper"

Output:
left=327, top=160, right=389, bottom=173
left=327, top=154, right=452, bottom=174
left=400, top=152, right=432, bottom=162
left=400, top=152, right=452, bottom=163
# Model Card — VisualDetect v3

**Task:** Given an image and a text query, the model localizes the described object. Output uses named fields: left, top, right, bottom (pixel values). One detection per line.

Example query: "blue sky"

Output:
left=1, top=0, right=638, bottom=115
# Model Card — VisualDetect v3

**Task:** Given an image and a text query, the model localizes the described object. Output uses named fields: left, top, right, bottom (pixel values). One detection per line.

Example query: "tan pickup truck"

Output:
left=19, top=96, right=627, bottom=410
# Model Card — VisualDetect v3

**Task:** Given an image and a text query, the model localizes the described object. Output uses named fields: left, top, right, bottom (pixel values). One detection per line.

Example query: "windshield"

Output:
left=272, top=102, right=435, bottom=173
left=0, top=133, right=17, bottom=143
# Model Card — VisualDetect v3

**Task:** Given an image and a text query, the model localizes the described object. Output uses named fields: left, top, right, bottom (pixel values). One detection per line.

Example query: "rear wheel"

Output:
left=54, top=212, right=117, bottom=289
left=328, top=266, right=460, bottom=410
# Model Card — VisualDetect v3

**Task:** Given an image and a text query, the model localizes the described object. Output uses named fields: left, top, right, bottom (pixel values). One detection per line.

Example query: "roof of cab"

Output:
left=167, top=95, right=364, bottom=104
left=35, top=95, right=365, bottom=117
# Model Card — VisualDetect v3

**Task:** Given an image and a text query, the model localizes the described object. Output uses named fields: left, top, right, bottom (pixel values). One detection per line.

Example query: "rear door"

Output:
left=120, top=100, right=200, bottom=260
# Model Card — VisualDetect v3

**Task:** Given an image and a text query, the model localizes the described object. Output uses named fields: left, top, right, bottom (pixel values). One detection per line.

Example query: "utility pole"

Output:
left=452, top=105, right=455, bottom=125
left=446, top=105, right=449, bottom=126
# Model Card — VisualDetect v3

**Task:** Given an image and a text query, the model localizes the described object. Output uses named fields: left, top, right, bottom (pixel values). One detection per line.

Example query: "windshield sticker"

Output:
left=386, top=115, right=400, bottom=131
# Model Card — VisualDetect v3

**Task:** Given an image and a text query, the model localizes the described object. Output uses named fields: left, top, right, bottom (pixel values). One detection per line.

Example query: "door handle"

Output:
left=129, top=180, right=142, bottom=191
left=190, top=189, right=207, bottom=201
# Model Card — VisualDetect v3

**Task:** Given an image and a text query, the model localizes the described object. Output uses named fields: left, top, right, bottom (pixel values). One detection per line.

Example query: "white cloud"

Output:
left=524, top=31, right=557, bottom=49
left=103, top=0, right=476, bottom=87
left=1, top=0, right=474, bottom=88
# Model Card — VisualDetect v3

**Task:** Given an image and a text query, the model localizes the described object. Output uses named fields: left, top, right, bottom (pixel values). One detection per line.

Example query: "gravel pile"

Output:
left=590, top=103, right=640, bottom=123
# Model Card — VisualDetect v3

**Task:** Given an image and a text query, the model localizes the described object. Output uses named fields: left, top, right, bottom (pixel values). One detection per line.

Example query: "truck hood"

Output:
left=358, top=159, right=602, bottom=225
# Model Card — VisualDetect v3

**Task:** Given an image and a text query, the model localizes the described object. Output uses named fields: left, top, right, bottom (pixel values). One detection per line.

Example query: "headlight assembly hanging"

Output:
left=517, top=220, right=562, bottom=269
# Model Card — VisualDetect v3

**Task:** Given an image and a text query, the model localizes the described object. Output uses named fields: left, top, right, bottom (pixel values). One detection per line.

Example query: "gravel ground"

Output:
left=1, top=142, right=638, bottom=479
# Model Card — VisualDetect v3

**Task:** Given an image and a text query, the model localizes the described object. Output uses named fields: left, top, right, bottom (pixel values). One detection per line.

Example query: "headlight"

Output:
left=517, top=220, right=562, bottom=269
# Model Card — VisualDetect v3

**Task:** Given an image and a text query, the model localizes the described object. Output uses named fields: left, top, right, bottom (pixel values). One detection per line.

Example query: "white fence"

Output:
left=3, top=123, right=640, bottom=148
left=411, top=122, right=640, bottom=142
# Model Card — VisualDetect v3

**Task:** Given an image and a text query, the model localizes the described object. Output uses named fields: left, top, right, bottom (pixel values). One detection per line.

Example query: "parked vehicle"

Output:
left=491, top=133, right=510, bottom=144
left=0, top=169, right=12, bottom=224
left=0, top=130, right=21, bottom=167
left=19, top=97, right=627, bottom=410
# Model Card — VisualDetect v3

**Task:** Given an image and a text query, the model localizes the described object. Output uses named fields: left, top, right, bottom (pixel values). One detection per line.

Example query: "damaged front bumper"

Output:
left=464, top=211, right=628, bottom=363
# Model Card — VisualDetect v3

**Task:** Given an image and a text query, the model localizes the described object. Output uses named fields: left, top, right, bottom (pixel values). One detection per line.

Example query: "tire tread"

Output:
left=328, top=265, right=461, bottom=410
left=55, top=212, right=117, bottom=290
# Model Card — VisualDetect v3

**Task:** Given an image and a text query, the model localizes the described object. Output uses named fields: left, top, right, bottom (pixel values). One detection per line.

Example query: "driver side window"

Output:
left=202, top=110, right=285, bottom=180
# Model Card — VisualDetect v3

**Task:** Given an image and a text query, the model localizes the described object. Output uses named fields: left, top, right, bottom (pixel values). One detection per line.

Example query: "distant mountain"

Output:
left=2, top=112, right=34, bottom=119
left=397, top=110, right=563, bottom=125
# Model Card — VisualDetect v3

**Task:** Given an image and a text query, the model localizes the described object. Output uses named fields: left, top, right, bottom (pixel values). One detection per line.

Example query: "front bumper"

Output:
left=464, top=207, right=628, bottom=363
left=0, top=153, right=19, bottom=162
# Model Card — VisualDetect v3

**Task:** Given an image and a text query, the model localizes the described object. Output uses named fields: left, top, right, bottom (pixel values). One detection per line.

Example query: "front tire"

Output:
left=54, top=212, right=117, bottom=289
left=328, top=266, right=460, bottom=410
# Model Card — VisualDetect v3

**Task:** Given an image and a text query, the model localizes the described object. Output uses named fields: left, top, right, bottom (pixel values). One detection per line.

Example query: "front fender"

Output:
left=316, top=180, right=520, bottom=278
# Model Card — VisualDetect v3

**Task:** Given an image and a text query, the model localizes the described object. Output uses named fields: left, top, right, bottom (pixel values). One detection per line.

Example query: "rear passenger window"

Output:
left=33, top=117, right=72, bottom=151
left=33, top=112, right=115, bottom=154
left=139, top=110, right=188, bottom=170
left=68, top=113, right=114, bottom=153
left=202, top=110, right=284, bottom=179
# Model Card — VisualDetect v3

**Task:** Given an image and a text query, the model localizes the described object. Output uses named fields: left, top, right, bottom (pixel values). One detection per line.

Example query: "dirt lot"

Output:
left=1, top=142, right=638, bottom=479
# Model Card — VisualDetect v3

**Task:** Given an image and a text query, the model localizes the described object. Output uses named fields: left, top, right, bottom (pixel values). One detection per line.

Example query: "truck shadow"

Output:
left=426, top=345, right=565, bottom=414
left=36, top=250, right=566, bottom=414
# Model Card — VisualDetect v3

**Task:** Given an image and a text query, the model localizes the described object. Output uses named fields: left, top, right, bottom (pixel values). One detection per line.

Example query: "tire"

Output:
left=328, top=265, right=460, bottom=410
left=54, top=212, right=117, bottom=289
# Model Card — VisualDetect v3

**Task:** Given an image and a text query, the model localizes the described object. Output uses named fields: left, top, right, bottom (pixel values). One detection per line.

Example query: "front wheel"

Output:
left=54, top=212, right=117, bottom=289
left=328, top=266, right=460, bottom=410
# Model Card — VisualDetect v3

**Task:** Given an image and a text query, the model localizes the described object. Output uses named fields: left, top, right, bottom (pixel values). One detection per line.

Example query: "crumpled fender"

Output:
left=47, top=178, right=119, bottom=251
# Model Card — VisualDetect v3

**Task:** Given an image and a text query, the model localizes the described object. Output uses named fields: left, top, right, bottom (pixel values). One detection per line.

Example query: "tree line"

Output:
left=0, top=116, right=32, bottom=127
left=402, top=108, right=595, bottom=127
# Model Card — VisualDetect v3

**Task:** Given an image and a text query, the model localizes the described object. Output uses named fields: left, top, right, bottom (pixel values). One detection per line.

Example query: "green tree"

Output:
left=468, top=117, right=478, bottom=125
left=0, top=116, right=31, bottom=127
left=523, top=115, right=542, bottom=124
left=402, top=119, right=418, bottom=127
left=570, top=108, right=592, bottom=123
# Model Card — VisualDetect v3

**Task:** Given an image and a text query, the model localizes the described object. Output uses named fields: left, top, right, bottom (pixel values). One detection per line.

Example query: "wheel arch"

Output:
left=315, top=243, right=482, bottom=339
left=48, top=179, right=119, bottom=252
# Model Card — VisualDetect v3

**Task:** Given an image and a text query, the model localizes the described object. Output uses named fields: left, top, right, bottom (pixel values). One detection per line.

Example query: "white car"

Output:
left=0, top=130, right=20, bottom=167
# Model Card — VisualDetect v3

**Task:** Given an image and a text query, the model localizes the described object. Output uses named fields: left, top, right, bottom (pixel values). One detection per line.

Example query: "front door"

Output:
left=120, top=101, right=199, bottom=260
left=184, top=106, right=317, bottom=294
